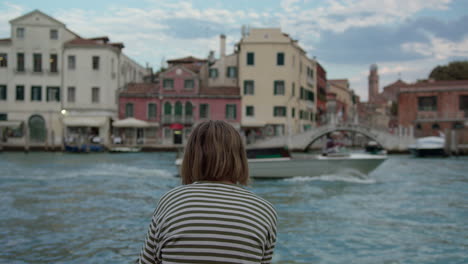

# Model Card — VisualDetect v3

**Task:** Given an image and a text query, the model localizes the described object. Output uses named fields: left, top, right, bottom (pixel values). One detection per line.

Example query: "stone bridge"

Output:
left=248, top=123, right=415, bottom=152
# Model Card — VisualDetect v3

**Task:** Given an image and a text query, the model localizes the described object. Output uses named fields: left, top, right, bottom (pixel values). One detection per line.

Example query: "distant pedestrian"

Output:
left=137, top=120, right=277, bottom=264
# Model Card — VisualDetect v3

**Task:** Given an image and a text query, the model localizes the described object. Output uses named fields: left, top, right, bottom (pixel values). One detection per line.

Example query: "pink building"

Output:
left=118, top=57, right=241, bottom=146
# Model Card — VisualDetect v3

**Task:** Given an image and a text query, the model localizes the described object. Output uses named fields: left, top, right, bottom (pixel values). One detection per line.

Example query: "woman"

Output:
left=138, top=120, right=277, bottom=264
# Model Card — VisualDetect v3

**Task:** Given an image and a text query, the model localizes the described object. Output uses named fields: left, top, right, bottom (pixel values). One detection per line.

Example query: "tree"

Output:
left=429, top=61, right=468, bottom=81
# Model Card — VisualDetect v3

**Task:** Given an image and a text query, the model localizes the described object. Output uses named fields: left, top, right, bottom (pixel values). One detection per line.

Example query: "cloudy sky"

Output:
left=1, top=0, right=467, bottom=100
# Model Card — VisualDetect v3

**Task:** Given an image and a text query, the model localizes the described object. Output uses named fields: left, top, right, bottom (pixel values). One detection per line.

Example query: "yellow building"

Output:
left=237, top=28, right=317, bottom=140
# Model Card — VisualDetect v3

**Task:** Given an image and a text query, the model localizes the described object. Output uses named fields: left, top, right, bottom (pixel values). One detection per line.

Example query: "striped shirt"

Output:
left=138, top=182, right=277, bottom=264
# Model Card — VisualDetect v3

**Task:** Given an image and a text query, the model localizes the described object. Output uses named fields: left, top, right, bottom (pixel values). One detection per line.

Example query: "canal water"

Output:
left=0, top=152, right=467, bottom=264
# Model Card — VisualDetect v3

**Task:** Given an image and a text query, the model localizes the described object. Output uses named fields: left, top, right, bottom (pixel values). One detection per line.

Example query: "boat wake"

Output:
left=285, top=169, right=376, bottom=184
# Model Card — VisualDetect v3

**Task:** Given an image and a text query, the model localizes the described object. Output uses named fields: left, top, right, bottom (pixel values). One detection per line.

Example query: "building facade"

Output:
left=328, top=79, right=355, bottom=123
left=118, top=54, right=241, bottom=146
left=237, top=28, right=317, bottom=138
left=398, top=80, right=468, bottom=143
left=0, top=10, right=147, bottom=149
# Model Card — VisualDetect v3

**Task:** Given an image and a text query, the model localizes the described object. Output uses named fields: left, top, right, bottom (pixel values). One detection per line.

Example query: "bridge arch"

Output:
left=303, top=125, right=384, bottom=151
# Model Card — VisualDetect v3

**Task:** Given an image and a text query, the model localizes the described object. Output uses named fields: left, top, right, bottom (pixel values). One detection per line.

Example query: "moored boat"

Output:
left=408, top=136, right=446, bottom=157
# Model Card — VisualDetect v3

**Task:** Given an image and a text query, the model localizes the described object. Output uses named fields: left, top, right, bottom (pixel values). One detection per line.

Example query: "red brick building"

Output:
left=398, top=80, right=468, bottom=143
left=316, top=62, right=327, bottom=125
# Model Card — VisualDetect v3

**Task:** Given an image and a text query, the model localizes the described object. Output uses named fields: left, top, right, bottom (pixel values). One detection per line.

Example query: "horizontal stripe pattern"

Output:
left=138, top=182, right=277, bottom=264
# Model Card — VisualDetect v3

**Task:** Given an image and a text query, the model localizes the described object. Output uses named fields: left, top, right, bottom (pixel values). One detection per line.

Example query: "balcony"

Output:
left=416, top=111, right=467, bottom=122
left=162, top=115, right=194, bottom=124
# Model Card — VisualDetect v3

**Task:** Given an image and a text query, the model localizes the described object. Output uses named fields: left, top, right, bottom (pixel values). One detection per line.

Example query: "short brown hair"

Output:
left=181, top=120, right=249, bottom=185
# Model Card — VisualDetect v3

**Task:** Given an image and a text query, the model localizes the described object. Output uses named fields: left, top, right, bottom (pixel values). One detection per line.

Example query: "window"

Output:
left=184, top=79, right=194, bottom=89
left=246, top=105, right=254, bottom=117
left=306, top=90, right=314, bottom=102
left=92, top=87, right=100, bottom=103
left=0, top=113, right=6, bottom=120
left=277, top=52, right=284, bottom=66
left=67, top=87, right=75, bottom=103
left=164, top=102, right=172, bottom=115
left=247, top=52, right=254, bottom=65
left=199, top=104, right=209, bottom=119
left=209, top=68, right=218, bottom=78
left=185, top=102, right=193, bottom=117
left=50, top=29, right=58, bottom=40
left=163, top=79, right=174, bottom=90
left=460, top=95, right=468, bottom=117
left=68, top=55, right=76, bottom=70
left=17, top=53, right=24, bottom=72
left=33, top=53, right=42, bottom=72
left=46, top=87, right=60, bottom=102
left=16, top=27, right=24, bottom=38
left=432, top=123, right=440, bottom=130
left=292, top=108, right=295, bottom=118
left=125, top=103, right=134, bottom=117
left=292, top=83, right=295, bottom=96
left=31, top=86, right=42, bottom=101
left=50, top=54, right=58, bottom=73
left=418, top=96, right=437, bottom=111
left=274, top=81, right=285, bottom=95
left=92, top=56, right=99, bottom=70
left=174, top=101, right=183, bottom=116
left=307, top=67, right=314, bottom=78
left=227, top=66, right=237, bottom=78
left=0, top=53, right=7, bottom=67
left=273, top=106, right=287, bottom=117
left=148, top=103, right=157, bottom=120
left=244, top=80, right=254, bottom=95
left=226, top=104, right=237, bottom=119
left=0, top=85, right=6, bottom=100
left=16, top=85, right=24, bottom=101
left=300, top=87, right=305, bottom=99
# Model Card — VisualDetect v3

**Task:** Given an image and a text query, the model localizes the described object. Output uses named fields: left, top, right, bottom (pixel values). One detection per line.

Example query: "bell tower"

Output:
left=368, top=64, right=379, bottom=102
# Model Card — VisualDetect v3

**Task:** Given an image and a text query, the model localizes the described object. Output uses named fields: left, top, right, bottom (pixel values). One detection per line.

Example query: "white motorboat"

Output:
left=174, top=147, right=387, bottom=179
left=408, top=136, right=446, bottom=157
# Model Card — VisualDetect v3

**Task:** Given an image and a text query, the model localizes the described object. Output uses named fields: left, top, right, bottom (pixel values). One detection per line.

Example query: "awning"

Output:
left=170, top=123, right=184, bottom=130
left=241, top=121, right=266, bottom=128
left=0, top=120, right=23, bottom=128
left=63, top=116, right=108, bottom=127
left=113, top=118, right=150, bottom=128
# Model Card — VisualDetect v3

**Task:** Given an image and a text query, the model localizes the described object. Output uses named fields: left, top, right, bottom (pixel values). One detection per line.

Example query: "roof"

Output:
left=65, top=37, right=124, bottom=50
left=328, top=79, right=350, bottom=91
left=383, top=79, right=408, bottom=89
left=167, top=56, right=207, bottom=64
left=120, top=83, right=158, bottom=95
left=10, top=9, right=65, bottom=26
left=399, top=80, right=468, bottom=94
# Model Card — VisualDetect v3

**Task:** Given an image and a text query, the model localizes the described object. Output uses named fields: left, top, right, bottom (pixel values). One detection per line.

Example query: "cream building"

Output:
left=237, top=28, right=317, bottom=139
left=0, top=10, right=147, bottom=149
left=328, top=79, right=355, bottom=123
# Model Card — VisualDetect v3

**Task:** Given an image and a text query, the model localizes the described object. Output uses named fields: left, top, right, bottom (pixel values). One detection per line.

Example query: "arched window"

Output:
left=185, top=102, right=193, bottom=116
left=432, top=123, right=440, bottom=130
left=164, top=102, right=172, bottom=115
left=416, top=123, right=422, bottom=130
left=28, top=115, right=46, bottom=142
left=175, top=101, right=182, bottom=116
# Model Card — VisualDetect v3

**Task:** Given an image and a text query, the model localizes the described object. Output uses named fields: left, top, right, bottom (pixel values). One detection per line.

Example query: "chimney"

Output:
left=220, top=34, right=226, bottom=58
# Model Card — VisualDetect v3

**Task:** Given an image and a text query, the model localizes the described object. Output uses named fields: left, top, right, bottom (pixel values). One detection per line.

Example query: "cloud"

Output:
left=0, top=2, right=25, bottom=37
left=312, top=15, right=468, bottom=64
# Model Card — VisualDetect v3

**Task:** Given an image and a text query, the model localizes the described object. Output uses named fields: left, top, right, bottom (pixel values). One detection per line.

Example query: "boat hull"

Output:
left=248, top=155, right=386, bottom=178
